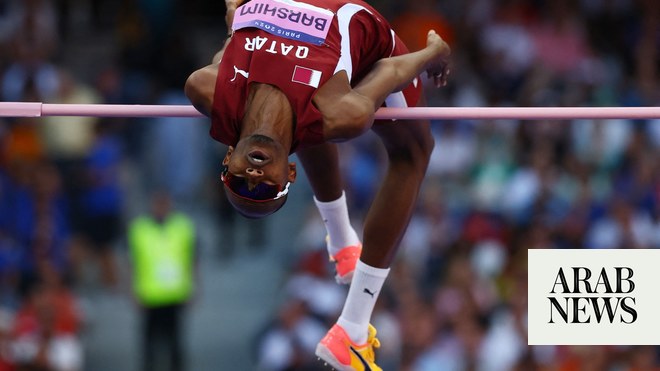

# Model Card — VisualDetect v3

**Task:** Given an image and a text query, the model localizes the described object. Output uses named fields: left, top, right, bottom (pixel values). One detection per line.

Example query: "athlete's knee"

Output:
left=420, top=131, right=435, bottom=160
left=323, top=94, right=375, bottom=141
left=383, top=126, right=434, bottom=171
left=409, top=132, right=434, bottom=170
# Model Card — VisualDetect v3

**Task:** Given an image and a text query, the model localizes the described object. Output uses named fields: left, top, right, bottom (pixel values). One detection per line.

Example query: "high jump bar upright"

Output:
left=1, top=102, right=659, bottom=120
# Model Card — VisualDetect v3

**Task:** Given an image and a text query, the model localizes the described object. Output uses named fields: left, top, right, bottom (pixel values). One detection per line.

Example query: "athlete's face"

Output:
left=222, top=134, right=296, bottom=200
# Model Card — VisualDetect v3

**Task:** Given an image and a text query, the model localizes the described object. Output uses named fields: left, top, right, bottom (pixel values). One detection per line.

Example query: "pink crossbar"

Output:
left=0, top=102, right=659, bottom=120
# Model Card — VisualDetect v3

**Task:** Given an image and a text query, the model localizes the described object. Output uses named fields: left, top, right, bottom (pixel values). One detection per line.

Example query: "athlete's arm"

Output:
left=212, top=0, right=247, bottom=64
left=185, top=0, right=248, bottom=116
left=185, top=64, right=217, bottom=117
left=315, top=30, right=451, bottom=141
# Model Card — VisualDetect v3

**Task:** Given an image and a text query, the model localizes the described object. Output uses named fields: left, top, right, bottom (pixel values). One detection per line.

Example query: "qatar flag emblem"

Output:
left=292, top=66, right=322, bottom=88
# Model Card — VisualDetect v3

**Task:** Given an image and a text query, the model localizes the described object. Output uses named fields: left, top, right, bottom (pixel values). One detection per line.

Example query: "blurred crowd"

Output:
left=0, top=0, right=220, bottom=369
left=0, top=0, right=658, bottom=370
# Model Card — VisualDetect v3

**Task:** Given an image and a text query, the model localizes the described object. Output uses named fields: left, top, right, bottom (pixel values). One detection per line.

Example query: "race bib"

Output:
left=233, top=0, right=334, bottom=45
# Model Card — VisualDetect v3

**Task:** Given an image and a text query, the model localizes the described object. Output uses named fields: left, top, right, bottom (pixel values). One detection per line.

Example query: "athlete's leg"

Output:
left=315, top=112, right=433, bottom=369
left=351, top=31, right=438, bottom=267
left=297, top=142, right=343, bottom=202
left=298, top=143, right=362, bottom=284
left=363, top=115, right=434, bottom=267
left=336, top=111, right=433, bottom=336
left=314, top=30, right=449, bottom=142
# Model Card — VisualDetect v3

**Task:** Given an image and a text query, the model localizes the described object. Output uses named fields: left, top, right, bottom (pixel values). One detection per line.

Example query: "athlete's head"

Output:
left=221, top=134, right=297, bottom=219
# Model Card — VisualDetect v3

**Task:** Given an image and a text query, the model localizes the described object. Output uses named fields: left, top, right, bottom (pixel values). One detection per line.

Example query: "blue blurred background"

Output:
left=0, top=0, right=659, bottom=370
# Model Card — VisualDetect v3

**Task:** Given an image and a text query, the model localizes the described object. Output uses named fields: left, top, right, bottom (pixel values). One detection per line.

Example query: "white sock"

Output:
left=337, top=260, right=390, bottom=344
left=314, top=191, right=361, bottom=257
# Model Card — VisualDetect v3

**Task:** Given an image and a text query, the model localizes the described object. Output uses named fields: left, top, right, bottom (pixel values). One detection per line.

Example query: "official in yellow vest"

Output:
left=128, top=192, right=196, bottom=371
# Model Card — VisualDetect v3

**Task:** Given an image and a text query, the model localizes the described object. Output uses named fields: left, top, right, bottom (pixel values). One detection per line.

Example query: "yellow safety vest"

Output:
left=129, top=213, right=195, bottom=307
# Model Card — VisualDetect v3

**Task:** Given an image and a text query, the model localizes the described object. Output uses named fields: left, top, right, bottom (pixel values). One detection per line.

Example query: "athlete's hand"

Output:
left=225, top=0, right=247, bottom=35
left=425, top=30, right=451, bottom=88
